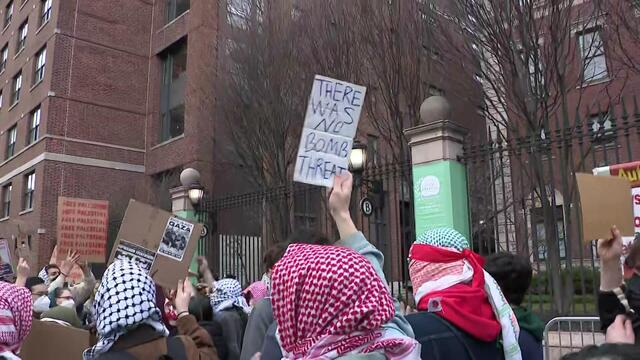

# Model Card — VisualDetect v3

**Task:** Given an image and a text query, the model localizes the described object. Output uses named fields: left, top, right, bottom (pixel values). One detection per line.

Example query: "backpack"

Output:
left=95, top=336, right=187, bottom=360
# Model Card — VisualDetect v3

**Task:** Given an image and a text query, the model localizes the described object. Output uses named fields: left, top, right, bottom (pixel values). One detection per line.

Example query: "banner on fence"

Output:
left=412, top=160, right=470, bottom=239
left=108, top=200, right=202, bottom=289
left=576, top=173, right=634, bottom=242
left=593, top=161, right=640, bottom=261
left=57, top=197, right=109, bottom=263
left=294, top=75, right=367, bottom=187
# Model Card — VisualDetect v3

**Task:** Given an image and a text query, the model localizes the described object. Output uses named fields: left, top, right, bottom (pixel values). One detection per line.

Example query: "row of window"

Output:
left=4, top=105, right=40, bottom=160
left=1, top=170, right=35, bottom=218
left=4, top=0, right=51, bottom=30
left=0, top=45, right=46, bottom=110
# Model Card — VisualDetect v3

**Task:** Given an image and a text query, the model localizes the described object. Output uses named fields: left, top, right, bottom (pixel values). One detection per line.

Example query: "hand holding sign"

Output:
left=328, top=172, right=354, bottom=218
left=597, top=226, right=624, bottom=263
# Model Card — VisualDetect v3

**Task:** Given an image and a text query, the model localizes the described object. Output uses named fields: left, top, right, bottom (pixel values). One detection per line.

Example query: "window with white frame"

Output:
left=2, top=183, right=10, bottom=218
left=28, top=106, right=40, bottom=145
left=23, top=171, right=35, bottom=210
left=16, top=21, right=28, bottom=53
left=6, top=126, right=16, bottom=159
left=40, top=0, right=52, bottom=25
left=12, top=71, right=22, bottom=105
left=34, top=47, right=46, bottom=83
left=4, top=1, right=13, bottom=28
left=0, top=45, right=7, bottom=73
left=589, top=112, right=615, bottom=145
left=579, top=29, right=608, bottom=82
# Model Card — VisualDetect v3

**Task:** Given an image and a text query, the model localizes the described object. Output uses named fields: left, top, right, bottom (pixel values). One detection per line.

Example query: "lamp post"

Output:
left=349, top=140, right=368, bottom=186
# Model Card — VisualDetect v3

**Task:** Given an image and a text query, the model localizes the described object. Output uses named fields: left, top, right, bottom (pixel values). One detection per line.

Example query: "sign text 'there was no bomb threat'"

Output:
left=294, top=75, right=367, bottom=187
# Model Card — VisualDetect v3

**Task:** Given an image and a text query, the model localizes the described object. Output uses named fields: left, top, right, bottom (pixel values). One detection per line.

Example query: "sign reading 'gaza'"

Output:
left=294, top=75, right=367, bottom=187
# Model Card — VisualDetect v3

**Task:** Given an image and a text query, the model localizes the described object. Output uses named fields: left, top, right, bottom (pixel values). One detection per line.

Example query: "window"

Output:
left=5, top=125, right=16, bottom=159
left=40, top=0, right=52, bottom=25
left=4, top=1, right=13, bottom=28
left=159, top=40, right=187, bottom=141
left=16, top=21, right=28, bottom=53
left=521, top=49, right=545, bottom=94
left=28, top=106, right=40, bottom=144
left=367, top=135, right=380, bottom=167
left=34, top=47, right=46, bottom=83
left=11, top=71, right=21, bottom=105
left=0, top=45, right=7, bottom=73
left=227, top=0, right=251, bottom=28
left=579, top=29, right=608, bottom=82
left=23, top=171, right=35, bottom=210
left=589, top=112, right=615, bottom=145
left=2, top=183, right=10, bottom=218
left=166, top=0, right=189, bottom=22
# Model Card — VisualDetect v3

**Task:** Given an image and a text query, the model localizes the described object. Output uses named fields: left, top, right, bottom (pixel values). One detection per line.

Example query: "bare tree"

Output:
left=428, top=0, right=628, bottom=313
left=594, top=1, right=640, bottom=75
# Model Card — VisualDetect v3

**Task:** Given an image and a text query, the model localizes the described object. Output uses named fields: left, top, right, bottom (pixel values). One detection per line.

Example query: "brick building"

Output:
left=0, top=0, right=219, bottom=268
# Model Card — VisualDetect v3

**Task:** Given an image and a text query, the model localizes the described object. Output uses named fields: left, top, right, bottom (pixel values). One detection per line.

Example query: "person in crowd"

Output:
left=189, top=295, right=229, bottom=360
left=83, top=260, right=217, bottom=359
left=210, top=278, right=250, bottom=360
left=263, top=242, right=420, bottom=359
left=485, top=252, right=544, bottom=360
left=406, top=227, right=521, bottom=360
left=596, top=226, right=640, bottom=342
left=0, top=281, right=33, bottom=359
left=47, top=252, right=97, bottom=310
left=39, top=264, right=61, bottom=285
left=81, top=282, right=101, bottom=327
left=243, top=281, right=268, bottom=307
left=51, top=287, right=76, bottom=309
left=562, top=313, right=637, bottom=359
left=251, top=172, right=415, bottom=359
left=25, top=277, right=50, bottom=317
left=40, top=305, right=83, bottom=328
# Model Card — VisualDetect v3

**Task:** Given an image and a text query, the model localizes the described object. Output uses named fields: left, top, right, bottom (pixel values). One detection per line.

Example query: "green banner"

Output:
left=412, top=160, right=470, bottom=240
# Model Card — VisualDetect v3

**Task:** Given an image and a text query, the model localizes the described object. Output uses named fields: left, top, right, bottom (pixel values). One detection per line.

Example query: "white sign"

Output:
left=294, top=75, right=367, bottom=187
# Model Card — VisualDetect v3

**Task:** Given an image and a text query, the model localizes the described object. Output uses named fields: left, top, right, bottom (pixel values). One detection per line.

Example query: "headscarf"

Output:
left=409, top=228, right=521, bottom=360
left=0, top=281, right=32, bottom=355
left=272, top=244, right=419, bottom=359
left=209, top=278, right=250, bottom=313
left=244, top=281, right=268, bottom=302
left=83, top=260, right=168, bottom=360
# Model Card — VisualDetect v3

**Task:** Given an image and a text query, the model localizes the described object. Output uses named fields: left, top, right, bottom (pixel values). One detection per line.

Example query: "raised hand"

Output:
left=60, top=250, right=80, bottom=275
left=597, top=226, right=623, bottom=263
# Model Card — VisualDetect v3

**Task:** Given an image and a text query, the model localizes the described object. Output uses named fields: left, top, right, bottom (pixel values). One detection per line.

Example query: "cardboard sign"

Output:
left=21, top=320, right=95, bottom=360
left=57, top=197, right=109, bottom=262
left=576, top=173, right=635, bottom=241
left=0, top=238, right=13, bottom=279
left=293, top=75, right=367, bottom=187
left=108, top=200, right=202, bottom=289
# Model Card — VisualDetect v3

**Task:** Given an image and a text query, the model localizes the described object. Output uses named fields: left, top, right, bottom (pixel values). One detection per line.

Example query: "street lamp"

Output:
left=349, top=140, right=368, bottom=175
left=188, top=186, right=205, bottom=206
left=180, top=168, right=205, bottom=207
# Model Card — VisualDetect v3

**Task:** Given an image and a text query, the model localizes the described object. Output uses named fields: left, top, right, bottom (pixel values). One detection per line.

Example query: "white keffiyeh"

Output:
left=209, top=278, right=250, bottom=313
left=83, top=260, right=168, bottom=360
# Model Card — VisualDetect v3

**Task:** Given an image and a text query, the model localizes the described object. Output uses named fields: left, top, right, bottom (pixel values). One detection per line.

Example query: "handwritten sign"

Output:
left=57, top=197, right=109, bottom=263
left=294, top=75, right=367, bottom=187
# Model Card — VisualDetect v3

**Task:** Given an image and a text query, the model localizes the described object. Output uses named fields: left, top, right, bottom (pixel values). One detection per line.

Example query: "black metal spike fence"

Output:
left=198, top=98, right=640, bottom=319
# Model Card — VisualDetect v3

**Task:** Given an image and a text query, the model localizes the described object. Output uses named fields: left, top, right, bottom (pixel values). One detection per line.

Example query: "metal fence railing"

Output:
left=543, top=317, right=603, bottom=360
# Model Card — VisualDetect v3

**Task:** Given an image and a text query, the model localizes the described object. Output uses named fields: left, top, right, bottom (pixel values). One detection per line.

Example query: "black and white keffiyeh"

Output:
left=83, top=260, right=168, bottom=360
left=210, top=278, right=251, bottom=313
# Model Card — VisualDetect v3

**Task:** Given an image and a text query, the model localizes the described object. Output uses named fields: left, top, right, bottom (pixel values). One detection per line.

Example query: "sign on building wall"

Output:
left=294, top=75, right=367, bottom=187
left=57, top=197, right=109, bottom=263
left=412, top=160, right=470, bottom=240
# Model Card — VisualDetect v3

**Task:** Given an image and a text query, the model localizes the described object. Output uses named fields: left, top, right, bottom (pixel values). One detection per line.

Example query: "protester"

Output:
left=51, top=287, right=76, bottom=309
left=210, top=278, right=249, bottom=360
left=189, top=295, right=229, bottom=360
left=562, top=314, right=638, bottom=359
left=407, top=227, right=521, bottom=360
left=243, top=282, right=268, bottom=307
left=596, top=226, right=640, bottom=342
left=40, top=306, right=83, bottom=328
left=47, top=252, right=96, bottom=309
left=25, top=276, right=50, bottom=317
left=83, top=260, right=217, bottom=359
left=0, top=281, right=33, bottom=359
left=265, top=243, right=419, bottom=359
left=40, top=264, right=60, bottom=285
left=485, top=252, right=544, bottom=360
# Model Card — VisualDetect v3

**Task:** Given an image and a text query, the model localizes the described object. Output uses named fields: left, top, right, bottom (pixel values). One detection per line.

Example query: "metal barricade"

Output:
left=543, top=317, right=603, bottom=360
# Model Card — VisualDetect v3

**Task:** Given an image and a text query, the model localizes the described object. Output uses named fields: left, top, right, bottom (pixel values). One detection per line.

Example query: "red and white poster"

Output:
left=593, top=161, right=640, bottom=261
left=57, top=197, right=109, bottom=263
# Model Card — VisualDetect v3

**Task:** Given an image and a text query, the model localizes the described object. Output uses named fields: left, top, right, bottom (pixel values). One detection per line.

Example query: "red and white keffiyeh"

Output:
left=0, top=281, right=33, bottom=354
left=271, top=244, right=418, bottom=359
